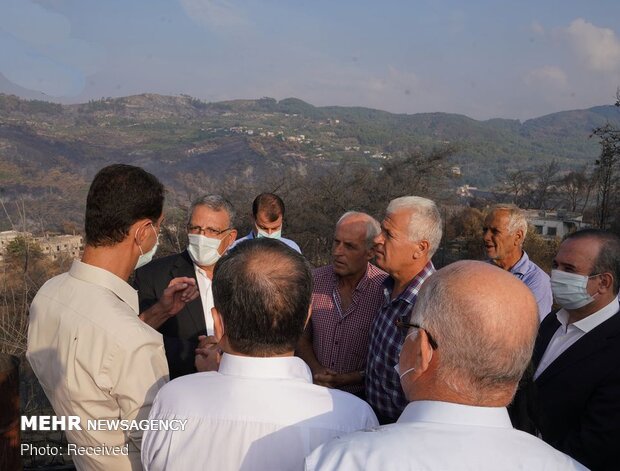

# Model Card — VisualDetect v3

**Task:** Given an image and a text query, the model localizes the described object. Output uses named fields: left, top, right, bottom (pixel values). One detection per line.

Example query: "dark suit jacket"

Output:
left=133, top=250, right=207, bottom=379
left=517, top=306, right=620, bottom=470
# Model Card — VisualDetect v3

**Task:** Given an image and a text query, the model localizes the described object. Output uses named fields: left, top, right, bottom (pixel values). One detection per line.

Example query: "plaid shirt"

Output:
left=365, top=261, right=436, bottom=421
left=310, top=263, right=388, bottom=395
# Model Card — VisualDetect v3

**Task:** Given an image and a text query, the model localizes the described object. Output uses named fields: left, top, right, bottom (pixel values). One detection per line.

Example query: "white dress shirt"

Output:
left=535, top=297, right=620, bottom=380
left=305, top=400, right=587, bottom=471
left=27, top=260, right=169, bottom=471
left=142, top=353, right=378, bottom=471
left=194, top=264, right=215, bottom=335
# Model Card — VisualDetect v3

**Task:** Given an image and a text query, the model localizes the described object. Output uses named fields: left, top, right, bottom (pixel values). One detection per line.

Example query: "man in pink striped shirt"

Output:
left=297, top=211, right=387, bottom=397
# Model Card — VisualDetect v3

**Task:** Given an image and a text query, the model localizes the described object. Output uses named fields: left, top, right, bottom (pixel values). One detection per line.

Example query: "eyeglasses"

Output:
left=395, top=319, right=439, bottom=350
left=187, top=224, right=232, bottom=238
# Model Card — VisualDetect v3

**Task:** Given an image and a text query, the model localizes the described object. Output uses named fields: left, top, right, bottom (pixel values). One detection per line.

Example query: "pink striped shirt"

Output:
left=309, top=263, right=388, bottom=395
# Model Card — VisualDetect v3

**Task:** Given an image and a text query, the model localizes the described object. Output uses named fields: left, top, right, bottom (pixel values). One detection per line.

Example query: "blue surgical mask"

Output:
left=550, top=269, right=599, bottom=310
left=135, top=224, right=158, bottom=270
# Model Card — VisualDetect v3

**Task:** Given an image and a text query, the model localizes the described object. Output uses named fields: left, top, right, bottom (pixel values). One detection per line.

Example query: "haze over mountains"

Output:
left=0, top=93, right=618, bottom=233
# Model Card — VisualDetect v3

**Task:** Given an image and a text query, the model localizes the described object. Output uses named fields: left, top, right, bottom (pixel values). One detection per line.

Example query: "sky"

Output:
left=1, top=0, right=619, bottom=120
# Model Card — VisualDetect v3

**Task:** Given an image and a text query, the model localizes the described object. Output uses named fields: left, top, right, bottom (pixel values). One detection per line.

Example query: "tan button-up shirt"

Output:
left=27, top=260, right=169, bottom=470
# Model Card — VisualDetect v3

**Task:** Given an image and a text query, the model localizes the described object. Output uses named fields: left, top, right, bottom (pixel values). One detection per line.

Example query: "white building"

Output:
left=36, top=234, right=83, bottom=260
left=525, top=210, right=588, bottom=239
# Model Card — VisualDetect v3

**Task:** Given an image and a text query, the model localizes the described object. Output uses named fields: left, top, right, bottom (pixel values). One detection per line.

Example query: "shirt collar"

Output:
left=556, top=297, right=620, bottom=333
left=385, top=261, right=436, bottom=305
left=218, top=353, right=313, bottom=383
left=398, top=400, right=512, bottom=429
left=330, top=262, right=372, bottom=293
left=69, top=260, right=139, bottom=314
left=509, top=251, right=528, bottom=277
left=194, top=264, right=211, bottom=279
left=246, top=231, right=256, bottom=240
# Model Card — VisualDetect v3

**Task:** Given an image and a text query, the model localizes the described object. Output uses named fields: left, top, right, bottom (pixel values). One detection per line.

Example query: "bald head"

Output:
left=212, top=238, right=312, bottom=356
left=336, top=211, right=381, bottom=248
left=408, top=260, right=538, bottom=404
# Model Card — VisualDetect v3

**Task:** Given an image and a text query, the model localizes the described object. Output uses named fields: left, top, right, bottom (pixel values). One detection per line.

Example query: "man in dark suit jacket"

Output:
left=135, top=195, right=237, bottom=378
left=518, top=229, right=620, bottom=470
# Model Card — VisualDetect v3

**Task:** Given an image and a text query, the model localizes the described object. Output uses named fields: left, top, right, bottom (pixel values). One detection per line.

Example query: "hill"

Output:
left=0, top=93, right=618, bottom=232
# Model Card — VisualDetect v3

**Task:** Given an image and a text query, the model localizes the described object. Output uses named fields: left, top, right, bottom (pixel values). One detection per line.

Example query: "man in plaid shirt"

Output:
left=297, top=212, right=387, bottom=397
left=365, top=196, right=442, bottom=424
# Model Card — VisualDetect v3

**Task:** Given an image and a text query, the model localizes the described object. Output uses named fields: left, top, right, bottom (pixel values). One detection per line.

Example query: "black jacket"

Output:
left=133, top=250, right=207, bottom=379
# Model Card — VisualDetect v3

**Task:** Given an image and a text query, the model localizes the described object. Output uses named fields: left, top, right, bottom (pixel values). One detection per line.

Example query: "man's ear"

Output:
left=212, top=307, right=224, bottom=342
left=413, top=240, right=430, bottom=260
left=304, top=306, right=312, bottom=330
left=132, top=218, right=153, bottom=245
left=514, top=229, right=524, bottom=247
left=418, top=330, right=434, bottom=372
left=365, top=245, right=375, bottom=261
left=597, top=272, right=614, bottom=294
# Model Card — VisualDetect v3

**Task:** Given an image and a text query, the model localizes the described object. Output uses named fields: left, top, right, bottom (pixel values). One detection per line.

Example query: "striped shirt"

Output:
left=365, top=261, right=436, bottom=422
left=310, top=263, right=388, bottom=395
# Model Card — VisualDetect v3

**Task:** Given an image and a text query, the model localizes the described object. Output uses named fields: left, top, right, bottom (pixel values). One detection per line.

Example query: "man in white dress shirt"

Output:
left=526, top=229, right=620, bottom=470
left=305, top=260, right=586, bottom=471
left=142, top=238, right=378, bottom=471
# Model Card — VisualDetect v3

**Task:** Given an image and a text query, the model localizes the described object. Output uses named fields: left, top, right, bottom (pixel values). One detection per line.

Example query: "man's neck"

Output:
left=567, top=294, right=617, bottom=324
left=224, top=348, right=295, bottom=358
left=82, top=245, right=133, bottom=281
left=337, top=268, right=366, bottom=292
left=197, top=263, right=215, bottom=279
left=493, top=250, right=522, bottom=271
left=391, top=260, right=429, bottom=299
left=408, top=376, right=512, bottom=408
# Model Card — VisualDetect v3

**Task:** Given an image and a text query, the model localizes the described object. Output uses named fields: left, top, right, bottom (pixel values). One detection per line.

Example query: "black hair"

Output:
left=212, top=238, right=312, bottom=355
left=252, top=193, right=285, bottom=221
left=85, top=164, right=164, bottom=246
left=565, top=228, right=620, bottom=294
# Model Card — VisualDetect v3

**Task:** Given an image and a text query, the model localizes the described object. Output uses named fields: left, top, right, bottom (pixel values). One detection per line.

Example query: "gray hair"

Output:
left=410, top=262, right=536, bottom=398
left=187, top=194, right=236, bottom=227
left=386, top=196, right=442, bottom=257
left=489, top=204, right=528, bottom=240
left=336, top=211, right=381, bottom=249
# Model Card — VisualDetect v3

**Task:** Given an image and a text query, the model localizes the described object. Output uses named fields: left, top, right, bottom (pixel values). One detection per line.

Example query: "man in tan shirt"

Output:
left=27, top=164, right=196, bottom=470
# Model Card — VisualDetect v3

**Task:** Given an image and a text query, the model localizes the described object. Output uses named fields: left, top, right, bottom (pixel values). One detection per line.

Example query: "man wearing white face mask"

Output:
left=134, top=194, right=237, bottom=378
left=27, top=164, right=174, bottom=471
left=306, top=261, right=586, bottom=470
left=525, top=229, right=620, bottom=470
left=230, top=192, right=301, bottom=253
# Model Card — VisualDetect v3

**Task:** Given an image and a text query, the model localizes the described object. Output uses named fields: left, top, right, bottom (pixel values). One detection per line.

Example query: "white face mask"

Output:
left=187, top=233, right=223, bottom=266
left=550, top=269, right=599, bottom=310
left=394, top=330, right=429, bottom=380
left=256, top=227, right=282, bottom=239
left=135, top=224, right=158, bottom=270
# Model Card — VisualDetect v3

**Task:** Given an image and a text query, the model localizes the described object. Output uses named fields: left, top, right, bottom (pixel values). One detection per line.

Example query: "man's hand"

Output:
left=161, top=277, right=199, bottom=316
left=139, top=277, right=198, bottom=329
left=195, top=335, right=222, bottom=372
left=313, top=369, right=363, bottom=389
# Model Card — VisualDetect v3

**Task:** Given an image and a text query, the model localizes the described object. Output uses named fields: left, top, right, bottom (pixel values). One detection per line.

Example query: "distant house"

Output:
left=0, top=230, right=32, bottom=261
left=36, top=234, right=84, bottom=260
left=524, top=210, right=588, bottom=239
left=0, top=231, right=83, bottom=262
